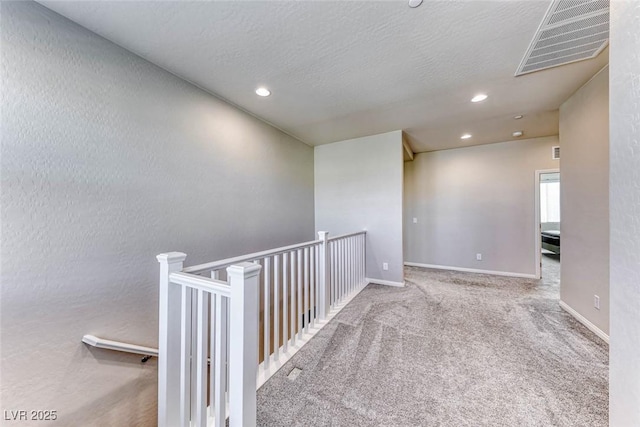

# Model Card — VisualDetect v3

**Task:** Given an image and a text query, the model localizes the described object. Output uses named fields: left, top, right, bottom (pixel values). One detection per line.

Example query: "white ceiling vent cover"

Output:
left=515, top=0, right=609, bottom=76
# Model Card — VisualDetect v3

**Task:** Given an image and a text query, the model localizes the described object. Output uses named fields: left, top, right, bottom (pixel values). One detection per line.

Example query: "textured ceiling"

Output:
left=39, top=1, right=608, bottom=153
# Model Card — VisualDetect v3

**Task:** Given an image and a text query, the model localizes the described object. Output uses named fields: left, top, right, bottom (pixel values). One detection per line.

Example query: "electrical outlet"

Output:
left=476, top=253, right=482, bottom=261
left=594, top=295, right=600, bottom=310
left=413, top=217, right=418, bottom=224
left=382, top=262, right=389, bottom=271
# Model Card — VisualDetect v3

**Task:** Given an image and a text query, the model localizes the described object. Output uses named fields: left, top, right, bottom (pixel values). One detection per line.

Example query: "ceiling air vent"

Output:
left=515, top=0, right=609, bottom=76
left=552, top=146, right=560, bottom=160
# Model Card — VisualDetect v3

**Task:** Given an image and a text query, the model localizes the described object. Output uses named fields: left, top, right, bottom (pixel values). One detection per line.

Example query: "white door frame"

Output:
left=534, top=168, right=560, bottom=279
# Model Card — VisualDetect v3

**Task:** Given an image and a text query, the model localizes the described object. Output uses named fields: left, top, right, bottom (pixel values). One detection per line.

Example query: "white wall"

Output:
left=559, top=66, right=609, bottom=336
left=404, top=136, right=559, bottom=277
left=1, top=2, right=314, bottom=425
left=610, top=2, right=640, bottom=425
left=315, top=131, right=404, bottom=285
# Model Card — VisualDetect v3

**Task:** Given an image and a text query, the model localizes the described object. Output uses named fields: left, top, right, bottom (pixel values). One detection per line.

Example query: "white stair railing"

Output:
left=328, top=231, right=367, bottom=309
left=157, top=230, right=366, bottom=427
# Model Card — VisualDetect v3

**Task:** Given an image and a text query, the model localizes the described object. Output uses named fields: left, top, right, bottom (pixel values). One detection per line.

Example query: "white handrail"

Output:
left=82, top=334, right=158, bottom=357
left=169, top=272, right=231, bottom=297
left=183, top=238, right=322, bottom=274
left=328, top=230, right=367, bottom=241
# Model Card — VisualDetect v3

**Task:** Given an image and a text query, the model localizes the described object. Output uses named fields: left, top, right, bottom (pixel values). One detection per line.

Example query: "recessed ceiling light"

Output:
left=512, top=131, right=523, bottom=137
left=255, top=87, right=271, bottom=97
left=460, top=134, right=472, bottom=140
left=471, top=94, right=488, bottom=103
left=408, top=0, right=423, bottom=7
left=514, top=115, right=523, bottom=119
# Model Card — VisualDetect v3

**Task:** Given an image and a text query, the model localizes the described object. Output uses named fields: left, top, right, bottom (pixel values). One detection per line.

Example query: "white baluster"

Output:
left=356, top=235, right=359, bottom=286
left=358, top=237, right=361, bottom=287
left=283, top=252, right=289, bottom=353
left=358, top=236, right=362, bottom=287
left=338, top=240, right=342, bottom=301
left=209, top=271, right=219, bottom=419
left=297, top=249, right=303, bottom=340
left=310, top=245, right=315, bottom=328
left=274, top=254, right=280, bottom=361
left=226, top=296, right=230, bottom=407
left=342, top=240, right=346, bottom=297
left=338, top=239, right=344, bottom=302
left=227, top=263, right=261, bottom=427
left=290, top=251, right=296, bottom=346
left=264, top=257, right=270, bottom=369
left=347, top=238, right=351, bottom=293
left=345, top=239, right=349, bottom=296
left=333, top=241, right=338, bottom=304
left=304, top=247, right=309, bottom=334
left=315, top=246, right=320, bottom=319
left=354, top=237, right=358, bottom=288
left=346, top=239, right=350, bottom=295
left=348, top=238, right=352, bottom=293
left=345, top=239, right=348, bottom=295
left=345, top=238, right=349, bottom=295
left=362, top=234, right=365, bottom=286
left=354, top=237, right=357, bottom=290
left=190, top=289, right=197, bottom=424
left=213, top=295, right=227, bottom=427
left=180, top=284, right=191, bottom=427
left=317, top=232, right=329, bottom=319
left=332, top=241, right=337, bottom=307
left=363, top=233, right=367, bottom=286
left=359, top=235, right=362, bottom=286
left=344, top=237, right=351, bottom=298
left=351, top=237, right=355, bottom=292
left=195, top=290, right=208, bottom=427
left=157, top=252, right=187, bottom=427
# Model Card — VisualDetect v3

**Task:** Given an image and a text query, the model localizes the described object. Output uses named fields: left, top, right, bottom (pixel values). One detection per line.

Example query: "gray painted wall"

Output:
left=315, top=131, right=404, bottom=285
left=559, top=66, right=609, bottom=336
left=404, top=136, right=559, bottom=276
left=610, top=2, right=640, bottom=424
left=1, top=2, right=313, bottom=425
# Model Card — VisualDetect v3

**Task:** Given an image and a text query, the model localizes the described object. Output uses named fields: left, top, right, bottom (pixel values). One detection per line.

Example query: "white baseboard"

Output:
left=559, top=300, right=609, bottom=344
left=404, top=262, right=537, bottom=279
left=366, top=277, right=405, bottom=287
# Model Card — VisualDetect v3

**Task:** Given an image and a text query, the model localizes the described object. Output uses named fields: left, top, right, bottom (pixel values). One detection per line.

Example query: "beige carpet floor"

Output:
left=256, top=255, right=608, bottom=426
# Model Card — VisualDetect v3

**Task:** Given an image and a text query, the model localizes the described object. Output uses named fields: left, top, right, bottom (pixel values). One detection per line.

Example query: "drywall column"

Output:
left=315, top=131, right=404, bottom=286
left=559, top=66, right=609, bottom=337
left=610, top=2, right=640, bottom=425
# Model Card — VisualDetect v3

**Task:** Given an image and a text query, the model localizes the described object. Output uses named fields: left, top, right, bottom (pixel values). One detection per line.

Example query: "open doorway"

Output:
left=535, top=169, right=560, bottom=279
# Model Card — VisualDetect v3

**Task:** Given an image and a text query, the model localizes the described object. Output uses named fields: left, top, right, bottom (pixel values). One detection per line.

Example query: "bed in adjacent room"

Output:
left=541, top=230, right=560, bottom=254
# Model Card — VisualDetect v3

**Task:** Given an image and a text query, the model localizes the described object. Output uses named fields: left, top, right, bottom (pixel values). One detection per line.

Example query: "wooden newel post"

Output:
left=227, top=262, right=261, bottom=427
left=156, top=252, right=187, bottom=427
left=318, top=231, right=330, bottom=320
